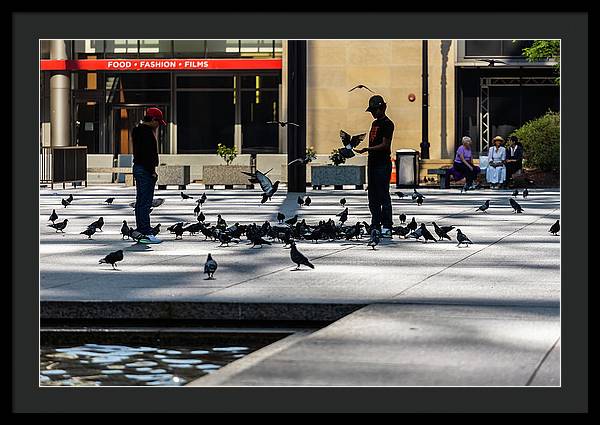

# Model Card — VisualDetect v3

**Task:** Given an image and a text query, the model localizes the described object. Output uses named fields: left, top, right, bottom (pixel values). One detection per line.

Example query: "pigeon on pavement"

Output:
left=549, top=220, right=560, bottom=236
left=49, top=209, right=58, bottom=223
left=509, top=198, right=524, bottom=213
left=396, top=192, right=406, bottom=199
left=80, top=227, right=97, bottom=239
left=304, top=196, right=312, bottom=207
left=297, top=196, right=304, bottom=207
left=432, top=222, right=452, bottom=241
left=61, top=198, right=70, bottom=208
left=181, top=191, right=193, bottom=200
left=204, top=253, right=218, bottom=279
left=407, top=217, right=418, bottom=231
left=285, top=215, right=298, bottom=226
left=340, top=198, right=346, bottom=207
left=290, top=241, right=314, bottom=270
left=277, top=212, right=286, bottom=224
left=523, top=188, right=529, bottom=199
left=512, top=189, right=519, bottom=197
left=399, top=213, right=406, bottom=224
left=367, top=229, right=380, bottom=250
left=48, top=219, right=68, bottom=233
left=88, top=217, right=104, bottom=231
left=336, top=207, right=349, bottom=224
left=419, top=223, right=437, bottom=243
left=121, top=220, right=130, bottom=239
left=198, top=193, right=207, bottom=207
left=476, top=200, right=490, bottom=213
left=105, top=197, right=115, bottom=205
left=99, top=250, right=123, bottom=270
left=456, top=229, right=473, bottom=247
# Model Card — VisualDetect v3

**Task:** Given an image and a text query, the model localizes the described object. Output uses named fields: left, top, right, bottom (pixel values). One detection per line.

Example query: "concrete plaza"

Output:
left=40, top=184, right=560, bottom=386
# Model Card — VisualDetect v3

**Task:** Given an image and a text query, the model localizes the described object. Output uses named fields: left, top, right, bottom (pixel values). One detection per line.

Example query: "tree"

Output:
left=521, top=40, right=560, bottom=84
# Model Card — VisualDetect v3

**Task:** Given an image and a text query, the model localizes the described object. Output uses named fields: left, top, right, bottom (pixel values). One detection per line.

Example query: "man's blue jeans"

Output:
left=367, top=162, right=393, bottom=231
left=133, top=164, right=156, bottom=235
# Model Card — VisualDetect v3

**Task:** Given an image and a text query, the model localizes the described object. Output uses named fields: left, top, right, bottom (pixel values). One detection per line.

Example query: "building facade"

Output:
left=40, top=39, right=559, bottom=182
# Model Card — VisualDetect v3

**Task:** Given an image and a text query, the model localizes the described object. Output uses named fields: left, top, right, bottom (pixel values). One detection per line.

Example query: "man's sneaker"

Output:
left=381, top=228, right=393, bottom=239
left=143, top=234, right=162, bottom=244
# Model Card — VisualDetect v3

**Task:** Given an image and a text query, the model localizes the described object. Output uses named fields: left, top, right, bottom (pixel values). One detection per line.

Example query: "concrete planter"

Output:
left=202, top=165, right=252, bottom=188
left=157, top=165, right=190, bottom=189
left=311, top=165, right=366, bottom=189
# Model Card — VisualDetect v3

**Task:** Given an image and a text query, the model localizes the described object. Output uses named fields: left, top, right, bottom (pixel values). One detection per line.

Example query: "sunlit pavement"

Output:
left=40, top=184, right=560, bottom=386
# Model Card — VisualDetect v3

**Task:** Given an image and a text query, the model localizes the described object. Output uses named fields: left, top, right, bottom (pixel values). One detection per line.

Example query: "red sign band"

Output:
left=40, top=58, right=282, bottom=71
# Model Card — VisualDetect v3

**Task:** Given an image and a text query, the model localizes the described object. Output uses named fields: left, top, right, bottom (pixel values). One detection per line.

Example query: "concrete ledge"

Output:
left=41, top=301, right=366, bottom=322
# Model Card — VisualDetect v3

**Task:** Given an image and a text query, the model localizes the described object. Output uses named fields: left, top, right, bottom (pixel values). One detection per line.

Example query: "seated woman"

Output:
left=453, top=136, right=480, bottom=190
left=486, top=136, right=507, bottom=188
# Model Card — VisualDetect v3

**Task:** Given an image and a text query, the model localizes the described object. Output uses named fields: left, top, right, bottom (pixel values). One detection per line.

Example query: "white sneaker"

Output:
left=144, top=235, right=162, bottom=244
left=381, top=228, right=392, bottom=238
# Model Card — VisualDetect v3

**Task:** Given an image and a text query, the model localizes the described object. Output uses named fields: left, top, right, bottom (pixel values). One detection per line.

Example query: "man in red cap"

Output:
left=131, top=107, right=166, bottom=243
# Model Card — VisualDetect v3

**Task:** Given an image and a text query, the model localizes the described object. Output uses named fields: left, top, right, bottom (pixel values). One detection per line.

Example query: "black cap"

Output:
left=366, top=95, right=386, bottom=112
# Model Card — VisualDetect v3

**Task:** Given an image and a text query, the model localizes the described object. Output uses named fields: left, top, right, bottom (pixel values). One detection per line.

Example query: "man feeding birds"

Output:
left=353, top=95, right=395, bottom=239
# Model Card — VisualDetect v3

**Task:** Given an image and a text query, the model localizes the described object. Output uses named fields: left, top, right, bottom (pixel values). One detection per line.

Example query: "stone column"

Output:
left=50, top=40, right=71, bottom=147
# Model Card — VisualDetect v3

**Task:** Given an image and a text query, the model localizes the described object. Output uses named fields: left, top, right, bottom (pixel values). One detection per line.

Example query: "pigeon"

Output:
left=204, top=253, right=218, bottom=279
left=408, top=226, right=424, bottom=240
left=290, top=241, right=314, bottom=270
left=194, top=204, right=200, bottom=216
left=432, top=222, right=452, bottom=241
left=476, top=200, right=490, bottom=213
left=339, top=130, right=367, bottom=159
left=415, top=195, right=424, bottom=206
left=49, top=209, right=58, bottom=223
left=88, top=217, right=104, bottom=231
left=105, top=197, right=115, bottom=205
left=198, top=193, right=207, bottom=207
left=277, top=212, right=286, bottom=224
left=393, top=225, right=411, bottom=238
left=250, top=236, right=271, bottom=248
left=367, top=229, right=380, bottom=250
left=336, top=207, right=349, bottom=224
left=121, top=220, right=130, bottom=239
left=285, top=215, right=298, bottom=226
left=419, top=223, right=437, bottom=243
left=181, top=191, right=193, bottom=200
left=267, top=120, right=300, bottom=128
left=523, top=188, right=529, bottom=199
left=304, top=196, right=312, bottom=207
left=48, top=219, right=68, bottom=233
left=512, top=189, right=519, bottom=197
left=549, top=220, right=560, bottom=236
left=395, top=192, right=406, bottom=199
left=297, top=196, right=305, bottom=207
left=99, top=250, right=123, bottom=270
left=340, top=198, right=346, bottom=207
left=399, top=213, right=406, bottom=224
left=478, top=58, right=506, bottom=66
left=218, top=232, right=233, bottom=247
left=411, top=189, right=425, bottom=201
left=197, top=211, right=206, bottom=222
left=61, top=198, right=70, bottom=208
left=66, top=194, right=73, bottom=203
left=242, top=169, right=279, bottom=204
left=128, top=229, right=146, bottom=242
left=80, top=227, right=96, bottom=239
left=288, top=155, right=312, bottom=166
left=217, top=215, right=227, bottom=228
left=348, top=84, right=375, bottom=93
left=407, top=217, right=418, bottom=231
left=150, top=223, right=161, bottom=236
left=456, top=229, right=473, bottom=247
left=509, top=198, right=524, bottom=213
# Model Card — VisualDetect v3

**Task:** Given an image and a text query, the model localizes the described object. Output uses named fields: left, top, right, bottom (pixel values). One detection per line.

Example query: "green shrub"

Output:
left=329, top=148, right=346, bottom=166
left=512, top=111, right=560, bottom=171
left=216, top=143, right=238, bottom=165
left=306, top=146, right=317, bottom=163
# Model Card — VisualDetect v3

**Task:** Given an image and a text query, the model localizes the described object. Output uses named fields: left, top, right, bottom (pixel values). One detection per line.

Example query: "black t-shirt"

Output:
left=132, top=124, right=159, bottom=173
left=368, top=116, right=394, bottom=166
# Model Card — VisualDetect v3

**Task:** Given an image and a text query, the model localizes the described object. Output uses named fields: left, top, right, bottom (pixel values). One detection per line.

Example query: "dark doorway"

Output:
left=110, top=105, right=169, bottom=157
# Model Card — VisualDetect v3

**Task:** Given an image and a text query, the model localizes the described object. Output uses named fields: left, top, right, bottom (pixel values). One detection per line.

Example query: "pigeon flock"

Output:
left=44, top=185, right=559, bottom=276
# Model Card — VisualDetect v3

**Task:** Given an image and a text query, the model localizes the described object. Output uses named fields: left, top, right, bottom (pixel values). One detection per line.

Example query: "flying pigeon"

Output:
left=288, top=155, right=313, bottom=166
left=267, top=120, right=300, bottom=128
left=393, top=225, right=411, bottom=238
left=49, top=209, right=58, bottom=223
left=399, top=213, right=406, bottom=224
left=478, top=59, right=506, bottom=66
left=121, top=220, right=130, bottom=239
left=204, top=253, right=218, bottom=279
left=105, top=197, right=115, bottom=205
left=348, top=84, right=375, bottom=93
left=339, top=130, right=366, bottom=159
left=48, top=219, right=68, bottom=233
left=476, top=200, right=490, bottom=213
left=80, top=227, right=96, bottom=239
left=456, top=229, right=473, bottom=247
left=367, top=229, right=380, bottom=250
left=549, top=220, right=560, bottom=236
left=181, top=192, right=193, bottom=200
left=242, top=169, right=280, bottom=204
left=99, top=250, right=123, bottom=270
left=509, top=198, right=524, bottom=213
left=290, top=241, right=314, bottom=270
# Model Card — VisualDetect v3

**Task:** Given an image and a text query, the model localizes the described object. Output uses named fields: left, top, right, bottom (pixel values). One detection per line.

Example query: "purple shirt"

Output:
left=454, top=145, right=472, bottom=163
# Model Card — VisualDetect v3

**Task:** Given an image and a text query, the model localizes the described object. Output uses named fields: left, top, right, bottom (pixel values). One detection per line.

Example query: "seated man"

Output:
left=505, top=135, right=524, bottom=185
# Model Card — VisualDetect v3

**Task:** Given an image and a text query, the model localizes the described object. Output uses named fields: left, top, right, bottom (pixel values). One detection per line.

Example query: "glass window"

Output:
left=177, top=76, right=234, bottom=89
left=40, top=40, right=51, bottom=59
left=176, top=91, right=235, bottom=153
left=173, top=40, right=206, bottom=56
left=241, top=90, right=279, bottom=153
left=106, top=73, right=171, bottom=90
left=116, top=91, right=171, bottom=104
left=465, top=41, right=502, bottom=57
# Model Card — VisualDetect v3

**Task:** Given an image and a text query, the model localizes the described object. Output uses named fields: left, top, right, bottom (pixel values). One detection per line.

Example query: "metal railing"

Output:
left=40, top=146, right=88, bottom=189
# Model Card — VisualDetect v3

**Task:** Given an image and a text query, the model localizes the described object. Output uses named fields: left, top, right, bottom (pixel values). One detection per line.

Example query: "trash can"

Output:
left=395, top=149, right=419, bottom=188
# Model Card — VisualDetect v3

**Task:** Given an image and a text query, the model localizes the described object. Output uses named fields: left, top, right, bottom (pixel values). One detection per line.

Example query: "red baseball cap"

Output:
left=146, top=107, right=167, bottom=126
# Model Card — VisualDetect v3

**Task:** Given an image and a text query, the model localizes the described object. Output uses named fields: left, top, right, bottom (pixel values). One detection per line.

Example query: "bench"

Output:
left=87, top=167, right=134, bottom=186
left=428, top=165, right=483, bottom=189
